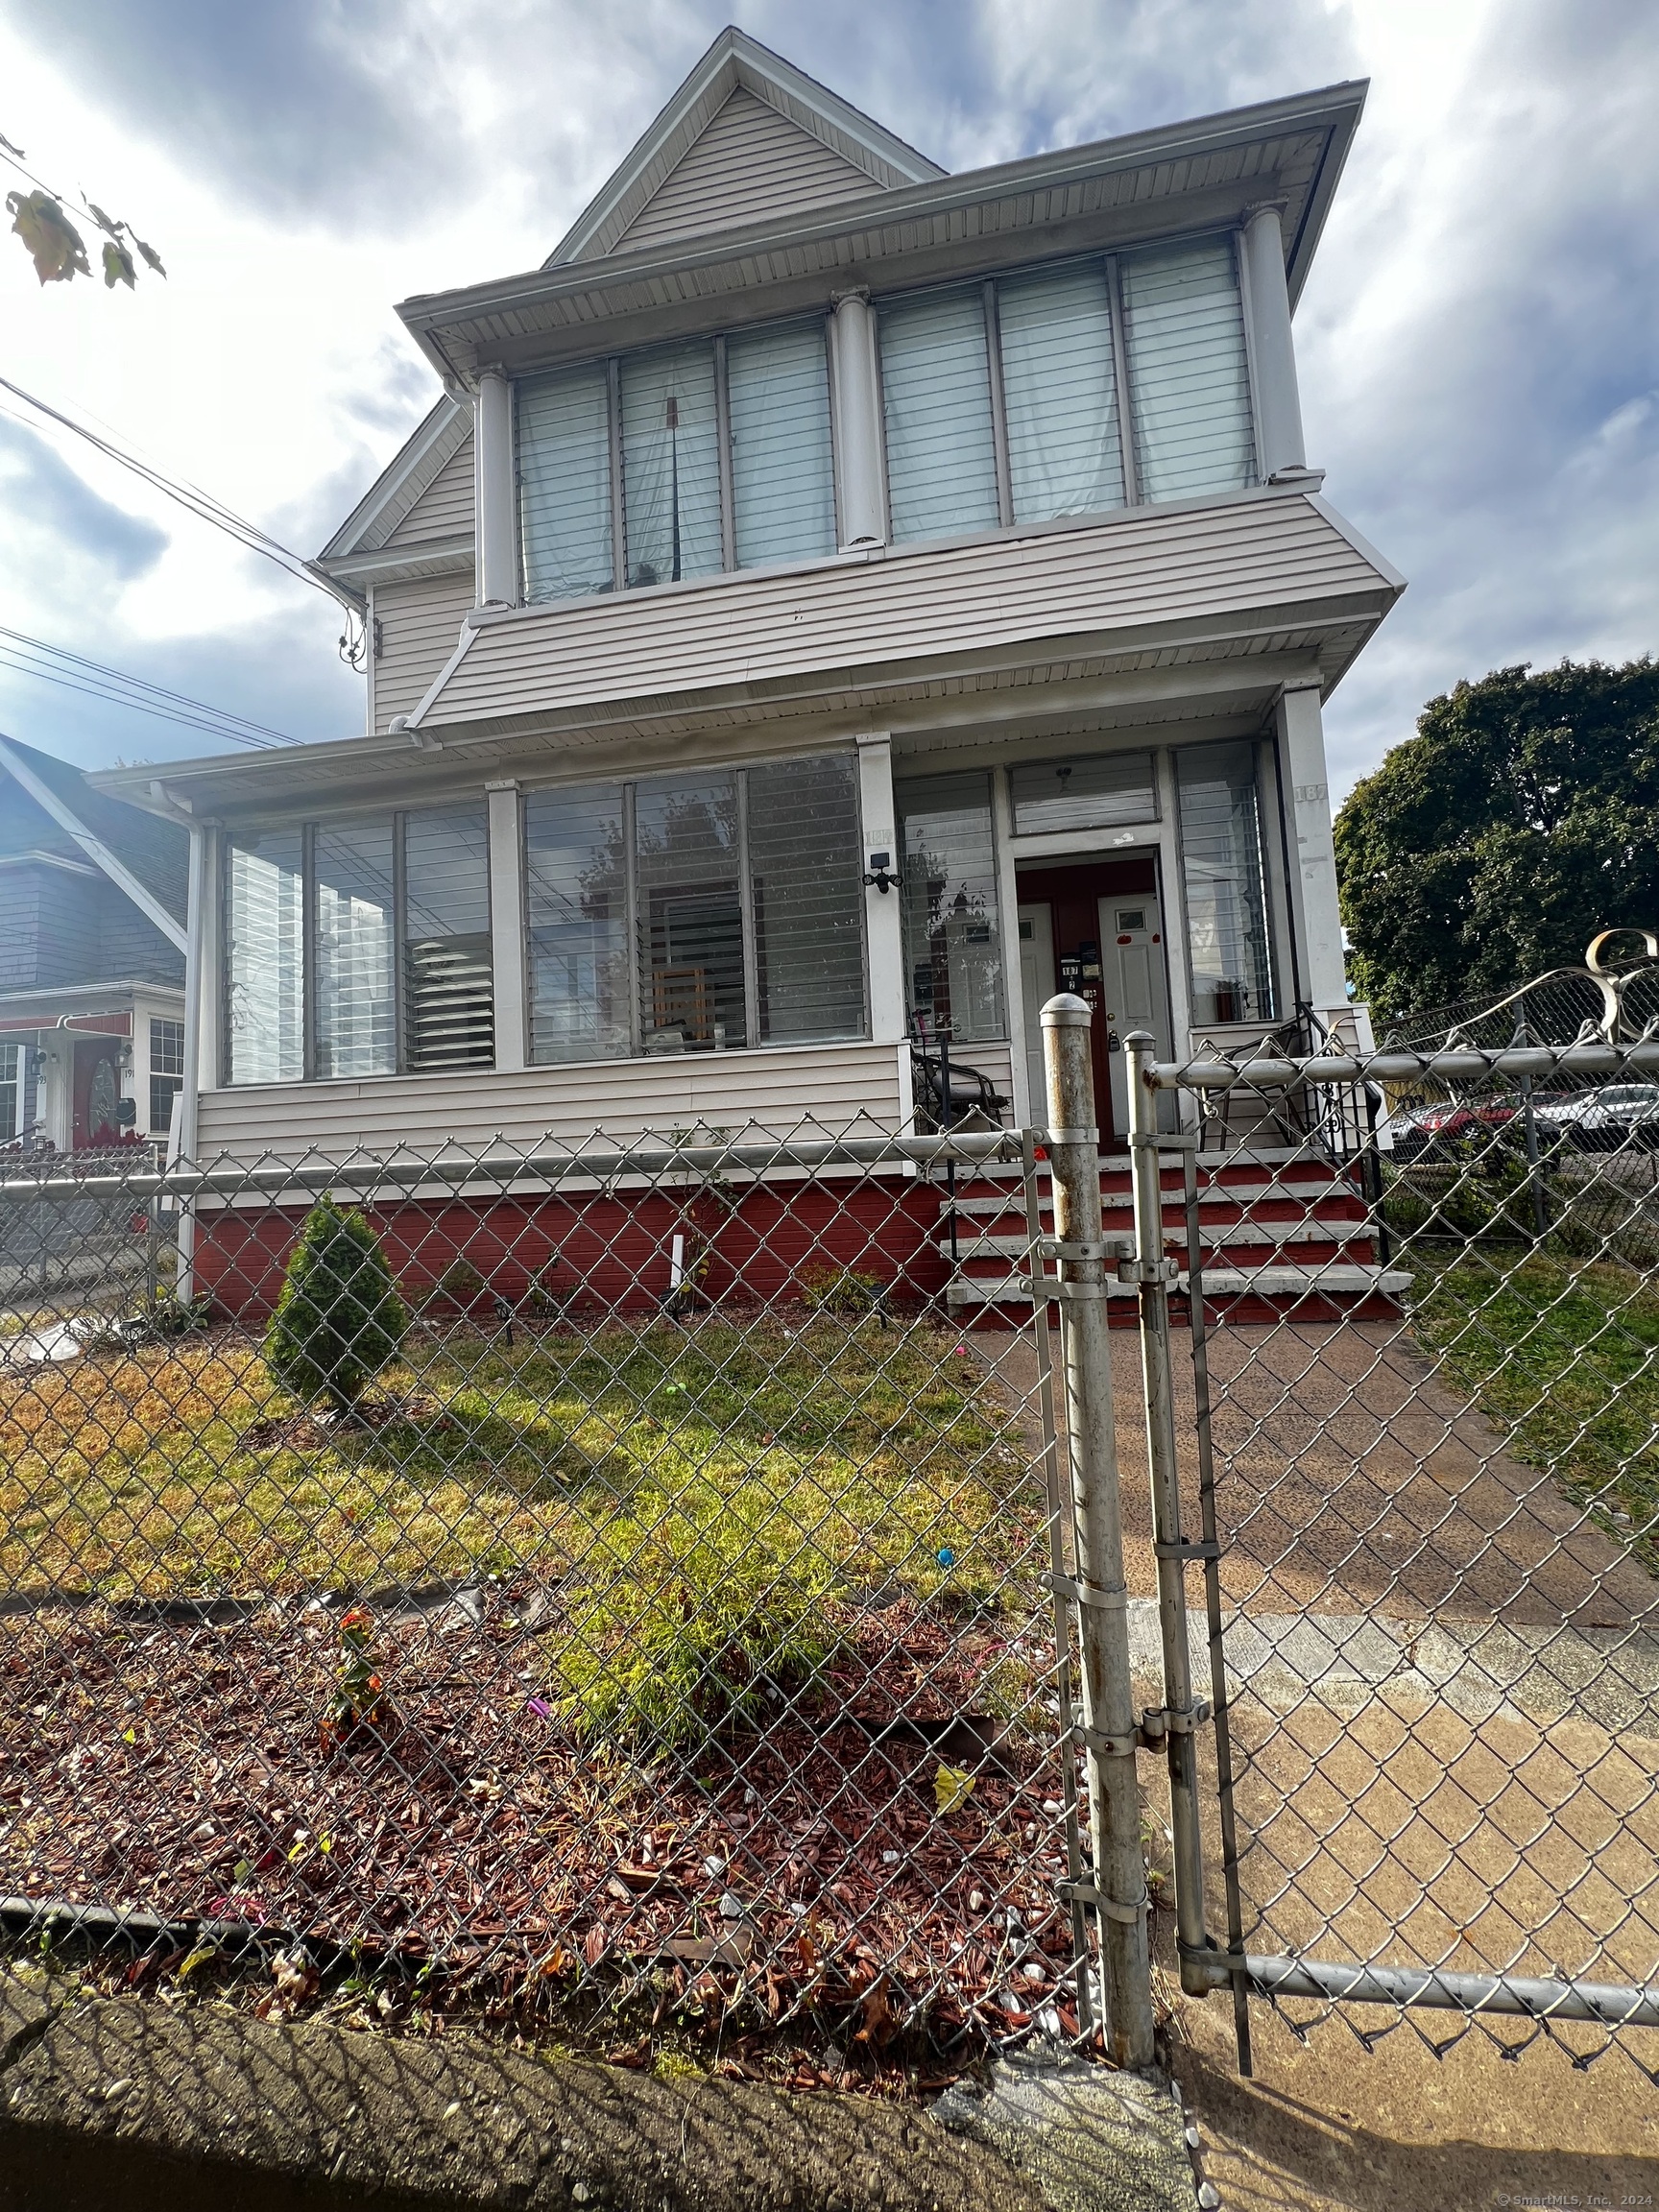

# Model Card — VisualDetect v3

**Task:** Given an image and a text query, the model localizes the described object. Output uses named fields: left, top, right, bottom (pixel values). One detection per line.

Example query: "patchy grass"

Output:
left=0, top=1319, right=1030, bottom=1616
left=1410, top=1251, right=1659, bottom=1574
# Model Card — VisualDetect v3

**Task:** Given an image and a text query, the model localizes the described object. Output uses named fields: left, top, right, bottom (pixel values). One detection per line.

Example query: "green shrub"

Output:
left=800, top=1263, right=885, bottom=1316
left=265, top=1197, right=408, bottom=1414
left=1384, top=1155, right=1546, bottom=1244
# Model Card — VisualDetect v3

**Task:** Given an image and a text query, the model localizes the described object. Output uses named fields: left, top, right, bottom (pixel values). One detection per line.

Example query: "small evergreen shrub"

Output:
left=265, top=1196, right=408, bottom=1414
left=800, top=1263, right=885, bottom=1317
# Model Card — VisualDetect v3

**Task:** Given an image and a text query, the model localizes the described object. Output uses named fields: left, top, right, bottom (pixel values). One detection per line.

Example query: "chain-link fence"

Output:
left=0, top=1118, right=1112, bottom=2082
left=1131, top=1022, right=1659, bottom=2083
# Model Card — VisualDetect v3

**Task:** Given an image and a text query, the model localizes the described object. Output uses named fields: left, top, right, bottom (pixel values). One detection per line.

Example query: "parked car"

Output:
left=1532, top=1083, right=1659, bottom=1150
left=1383, top=1095, right=1516, bottom=1158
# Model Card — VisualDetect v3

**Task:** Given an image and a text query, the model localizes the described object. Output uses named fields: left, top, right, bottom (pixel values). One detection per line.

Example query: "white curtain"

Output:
left=620, top=342, right=722, bottom=587
left=727, top=320, right=835, bottom=569
left=878, top=288, right=1000, bottom=545
left=517, top=363, right=614, bottom=603
left=998, top=264, right=1125, bottom=522
left=1120, top=238, right=1255, bottom=503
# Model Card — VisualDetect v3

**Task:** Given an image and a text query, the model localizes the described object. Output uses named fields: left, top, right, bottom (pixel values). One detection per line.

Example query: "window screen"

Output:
left=226, top=830, right=304, bottom=1084
left=748, top=755, right=865, bottom=1044
left=878, top=288, right=1000, bottom=545
left=897, top=773, right=1005, bottom=1043
left=517, top=363, right=614, bottom=603
left=525, top=782, right=631, bottom=1065
left=621, top=342, right=722, bottom=588
left=727, top=321, right=836, bottom=569
left=1120, top=238, right=1256, bottom=503
left=635, top=775, right=745, bottom=1052
left=314, top=818, right=397, bottom=1079
left=1010, top=750, right=1157, bottom=835
left=403, top=805, right=493, bottom=1070
left=148, top=1018, right=185, bottom=1140
left=1177, top=741, right=1274, bottom=1025
left=998, top=264, right=1125, bottom=522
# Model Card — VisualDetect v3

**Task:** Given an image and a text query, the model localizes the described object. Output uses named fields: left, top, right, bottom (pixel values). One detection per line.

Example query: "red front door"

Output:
left=1016, top=854, right=1161, bottom=1150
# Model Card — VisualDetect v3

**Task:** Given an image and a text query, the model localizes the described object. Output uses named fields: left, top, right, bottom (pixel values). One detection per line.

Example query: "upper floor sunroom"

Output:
left=318, top=29, right=1366, bottom=617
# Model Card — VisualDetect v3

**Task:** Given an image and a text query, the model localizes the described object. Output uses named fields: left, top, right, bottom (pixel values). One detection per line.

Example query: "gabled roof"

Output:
left=315, top=395, right=471, bottom=574
left=0, top=731, right=189, bottom=949
left=547, top=26, right=944, bottom=266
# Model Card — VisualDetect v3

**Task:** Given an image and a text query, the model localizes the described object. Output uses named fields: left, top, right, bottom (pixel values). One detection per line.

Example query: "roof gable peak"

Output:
left=547, top=25, right=944, bottom=268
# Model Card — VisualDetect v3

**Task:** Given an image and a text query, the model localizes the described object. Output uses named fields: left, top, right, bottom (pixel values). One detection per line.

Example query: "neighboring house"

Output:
left=95, top=29, right=1404, bottom=1308
left=0, top=733, right=189, bottom=1153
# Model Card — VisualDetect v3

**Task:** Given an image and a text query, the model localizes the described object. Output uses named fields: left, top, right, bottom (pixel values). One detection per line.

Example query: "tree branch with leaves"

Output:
left=2, top=129, right=164, bottom=291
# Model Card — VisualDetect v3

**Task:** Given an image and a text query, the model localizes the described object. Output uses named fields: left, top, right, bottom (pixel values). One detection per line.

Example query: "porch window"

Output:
left=0, top=1043, right=18, bottom=1142
left=225, top=830, right=304, bottom=1084
left=148, top=1018, right=185, bottom=1139
left=314, top=817, right=397, bottom=1079
left=517, top=363, right=614, bottom=603
left=1119, top=238, right=1255, bottom=503
left=523, top=753, right=866, bottom=1063
left=1176, top=741, right=1275, bottom=1025
left=402, top=805, right=494, bottom=1070
left=1010, top=749, right=1157, bottom=836
left=878, top=286, right=1001, bottom=545
left=897, top=772, right=1006, bottom=1044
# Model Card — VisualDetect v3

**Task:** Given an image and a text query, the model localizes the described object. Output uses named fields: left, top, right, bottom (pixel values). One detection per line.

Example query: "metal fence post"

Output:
left=1040, top=994, right=1156, bottom=2067
left=1124, top=1029, right=1210, bottom=1995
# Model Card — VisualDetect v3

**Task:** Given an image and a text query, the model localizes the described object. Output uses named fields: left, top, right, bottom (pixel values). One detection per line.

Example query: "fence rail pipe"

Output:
left=1124, top=1031, right=1209, bottom=1992
left=1145, top=1039, right=1659, bottom=1093
left=1184, top=1949, right=1659, bottom=2029
left=1040, top=992, right=1156, bottom=2068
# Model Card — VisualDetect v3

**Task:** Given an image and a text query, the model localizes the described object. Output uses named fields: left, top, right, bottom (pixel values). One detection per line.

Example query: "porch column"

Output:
left=830, top=292, right=886, bottom=548
left=1241, top=203, right=1308, bottom=484
left=855, top=734, right=906, bottom=1045
left=38, top=1032, right=71, bottom=1151
left=1274, top=683, right=1348, bottom=1019
left=127, top=1004, right=151, bottom=1137
left=474, top=366, right=517, bottom=607
left=487, top=781, right=528, bottom=1072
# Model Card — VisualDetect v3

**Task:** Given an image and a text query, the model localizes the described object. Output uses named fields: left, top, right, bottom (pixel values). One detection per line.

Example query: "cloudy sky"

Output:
left=0, top=0, right=1654, bottom=802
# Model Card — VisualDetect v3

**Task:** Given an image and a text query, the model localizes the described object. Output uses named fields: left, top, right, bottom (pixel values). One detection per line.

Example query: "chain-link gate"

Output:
left=0, top=1117, right=1115, bottom=2080
left=1120, top=1006, right=1659, bottom=2084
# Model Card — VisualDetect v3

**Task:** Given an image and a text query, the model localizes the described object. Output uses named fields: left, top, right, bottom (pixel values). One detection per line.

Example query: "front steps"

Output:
left=939, top=1144, right=1411, bottom=1320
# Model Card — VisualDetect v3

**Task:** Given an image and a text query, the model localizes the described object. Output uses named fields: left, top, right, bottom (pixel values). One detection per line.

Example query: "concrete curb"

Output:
left=0, top=1970, right=1196, bottom=2212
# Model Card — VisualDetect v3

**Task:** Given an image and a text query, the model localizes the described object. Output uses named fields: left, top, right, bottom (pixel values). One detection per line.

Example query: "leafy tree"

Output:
left=265, top=1197, right=408, bottom=1416
left=1334, top=658, right=1659, bottom=1019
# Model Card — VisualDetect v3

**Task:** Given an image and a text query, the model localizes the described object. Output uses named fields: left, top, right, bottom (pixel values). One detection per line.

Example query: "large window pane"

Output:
left=748, top=756, right=866, bottom=1044
left=1120, top=238, right=1255, bottom=503
left=525, top=782, right=631, bottom=1064
left=897, top=773, right=1005, bottom=1042
left=878, top=288, right=1000, bottom=545
left=314, top=818, right=396, bottom=1078
left=404, top=805, right=493, bottom=1070
left=226, top=830, right=303, bottom=1084
left=1177, top=741, right=1274, bottom=1025
left=998, top=264, right=1125, bottom=522
left=148, top=1018, right=185, bottom=1139
left=727, top=321, right=835, bottom=569
left=635, top=775, right=745, bottom=1052
left=620, top=342, right=722, bottom=588
left=1010, top=749, right=1157, bottom=835
left=517, top=363, right=614, bottom=603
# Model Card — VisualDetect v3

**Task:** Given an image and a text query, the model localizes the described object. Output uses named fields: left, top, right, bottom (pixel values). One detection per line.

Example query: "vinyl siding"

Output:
left=373, top=570, right=476, bottom=731
left=427, top=493, right=1388, bottom=733
left=616, top=90, right=875, bottom=255
left=0, top=867, right=47, bottom=989
left=384, top=433, right=475, bottom=546
left=96, top=879, right=184, bottom=985
left=197, top=1038, right=904, bottom=1156
left=30, top=870, right=101, bottom=988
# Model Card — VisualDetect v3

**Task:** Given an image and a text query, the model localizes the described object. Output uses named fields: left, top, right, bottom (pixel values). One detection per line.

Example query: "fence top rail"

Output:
left=0, top=1126, right=1018, bottom=1204
left=1144, top=1037, right=1659, bottom=1093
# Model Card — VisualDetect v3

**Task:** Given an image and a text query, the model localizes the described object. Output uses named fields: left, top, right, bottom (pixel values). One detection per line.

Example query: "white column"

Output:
left=1274, top=684, right=1348, bottom=1017
left=474, top=367, right=517, bottom=607
left=830, top=292, right=886, bottom=549
left=855, top=735, right=905, bottom=1044
left=39, top=1033, right=71, bottom=1151
left=1241, top=204, right=1308, bottom=483
left=487, top=781, right=527, bottom=1071
left=127, top=1002, right=151, bottom=1136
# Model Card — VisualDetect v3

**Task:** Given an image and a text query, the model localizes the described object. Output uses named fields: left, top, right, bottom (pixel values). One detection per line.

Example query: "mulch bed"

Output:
left=0, top=1580, right=1082, bottom=2058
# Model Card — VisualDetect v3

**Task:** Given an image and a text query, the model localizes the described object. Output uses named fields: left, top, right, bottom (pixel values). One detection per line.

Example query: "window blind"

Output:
left=403, top=805, right=493, bottom=1070
left=878, top=288, right=1000, bottom=545
left=620, top=342, right=723, bottom=588
left=1010, top=749, right=1157, bottom=835
left=1120, top=239, right=1256, bottom=503
left=517, top=363, right=614, bottom=604
left=226, top=831, right=304, bottom=1084
left=897, top=772, right=1005, bottom=1043
left=998, top=264, right=1125, bottom=523
left=748, top=755, right=864, bottom=1044
left=635, top=774, right=746, bottom=1052
left=726, top=320, right=836, bottom=569
left=1176, top=741, right=1274, bottom=1024
left=314, top=818, right=397, bottom=1079
left=525, top=782, right=632, bottom=1065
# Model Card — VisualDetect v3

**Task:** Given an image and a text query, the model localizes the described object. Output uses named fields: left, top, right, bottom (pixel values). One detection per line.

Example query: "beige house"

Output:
left=102, top=29, right=1401, bottom=1182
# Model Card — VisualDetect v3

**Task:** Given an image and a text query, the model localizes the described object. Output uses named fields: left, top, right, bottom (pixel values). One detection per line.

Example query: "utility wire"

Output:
left=0, top=625, right=301, bottom=750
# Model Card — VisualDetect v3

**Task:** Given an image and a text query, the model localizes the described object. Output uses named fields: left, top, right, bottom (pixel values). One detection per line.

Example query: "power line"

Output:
left=0, top=625, right=301, bottom=750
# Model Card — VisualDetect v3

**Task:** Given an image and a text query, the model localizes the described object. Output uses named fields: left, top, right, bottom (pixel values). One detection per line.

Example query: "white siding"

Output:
left=385, top=433, right=475, bottom=545
left=428, top=493, right=1388, bottom=733
left=616, top=90, right=874, bottom=255
left=373, top=571, right=475, bottom=731
left=197, top=1038, right=905, bottom=1155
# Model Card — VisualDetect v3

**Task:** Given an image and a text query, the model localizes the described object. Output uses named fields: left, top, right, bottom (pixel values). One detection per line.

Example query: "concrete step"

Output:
left=945, top=1262, right=1412, bottom=1309
left=939, top=1219, right=1379, bottom=1260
